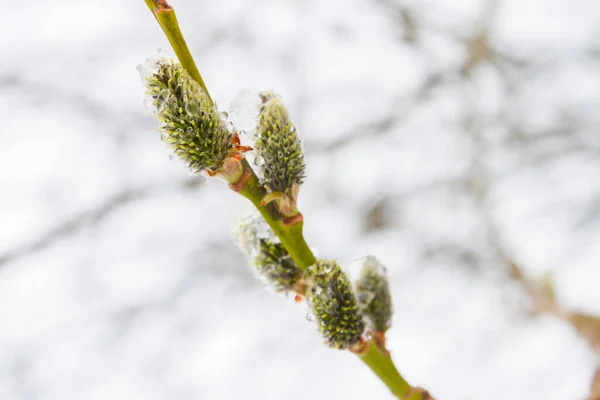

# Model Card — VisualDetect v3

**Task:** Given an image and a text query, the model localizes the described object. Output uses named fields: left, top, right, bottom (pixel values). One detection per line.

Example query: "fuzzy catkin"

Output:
left=354, top=256, right=393, bottom=333
left=236, top=214, right=302, bottom=290
left=144, top=59, right=232, bottom=172
left=255, top=238, right=302, bottom=290
left=255, top=91, right=305, bottom=193
left=305, top=260, right=365, bottom=349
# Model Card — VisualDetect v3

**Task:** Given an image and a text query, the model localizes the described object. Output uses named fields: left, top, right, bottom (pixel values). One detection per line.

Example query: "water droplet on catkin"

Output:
left=156, top=89, right=171, bottom=112
left=254, top=156, right=265, bottom=167
left=185, top=101, right=200, bottom=116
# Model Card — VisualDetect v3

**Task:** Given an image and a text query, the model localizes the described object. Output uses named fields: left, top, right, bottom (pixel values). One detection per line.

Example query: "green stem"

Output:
left=236, top=160, right=316, bottom=269
left=142, top=2, right=433, bottom=398
left=236, top=162, right=433, bottom=399
left=143, top=0, right=212, bottom=103
left=360, top=341, right=414, bottom=399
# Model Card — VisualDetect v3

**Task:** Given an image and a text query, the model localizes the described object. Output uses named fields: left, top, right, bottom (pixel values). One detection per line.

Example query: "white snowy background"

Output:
left=1, top=0, right=600, bottom=399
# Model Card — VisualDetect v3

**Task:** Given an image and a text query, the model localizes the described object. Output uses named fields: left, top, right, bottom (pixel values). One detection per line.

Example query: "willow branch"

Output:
left=233, top=160, right=433, bottom=399
left=233, top=159, right=316, bottom=269
left=143, top=0, right=212, bottom=103
left=141, top=1, right=433, bottom=398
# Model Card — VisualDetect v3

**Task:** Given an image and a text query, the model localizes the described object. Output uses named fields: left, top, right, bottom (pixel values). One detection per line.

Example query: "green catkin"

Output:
left=305, top=260, right=365, bottom=350
left=255, top=91, right=305, bottom=193
left=144, top=58, right=232, bottom=172
left=354, top=256, right=393, bottom=333
left=236, top=214, right=302, bottom=290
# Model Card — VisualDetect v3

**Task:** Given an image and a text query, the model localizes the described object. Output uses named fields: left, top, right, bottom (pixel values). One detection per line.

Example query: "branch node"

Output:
left=282, top=213, right=303, bottom=226
left=228, top=166, right=252, bottom=192
left=153, top=0, right=173, bottom=12
left=349, top=337, right=370, bottom=355
left=406, top=387, right=433, bottom=400
left=374, top=331, right=390, bottom=356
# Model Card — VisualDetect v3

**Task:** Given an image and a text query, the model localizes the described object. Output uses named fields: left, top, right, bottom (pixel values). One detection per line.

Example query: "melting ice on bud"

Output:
left=137, top=49, right=172, bottom=82
left=304, top=260, right=365, bottom=350
left=253, top=91, right=306, bottom=216
left=141, top=57, right=233, bottom=174
left=353, top=255, right=393, bottom=334
left=235, top=213, right=302, bottom=291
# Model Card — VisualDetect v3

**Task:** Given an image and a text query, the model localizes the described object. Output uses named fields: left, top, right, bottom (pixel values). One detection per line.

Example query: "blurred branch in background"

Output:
left=0, top=177, right=204, bottom=270
left=366, top=0, right=600, bottom=397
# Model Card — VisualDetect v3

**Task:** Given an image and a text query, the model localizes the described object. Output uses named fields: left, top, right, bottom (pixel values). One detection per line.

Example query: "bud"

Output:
left=354, top=256, right=393, bottom=333
left=304, top=260, right=365, bottom=350
left=143, top=57, right=233, bottom=173
left=255, top=91, right=305, bottom=215
left=236, top=213, right=302, bottom=291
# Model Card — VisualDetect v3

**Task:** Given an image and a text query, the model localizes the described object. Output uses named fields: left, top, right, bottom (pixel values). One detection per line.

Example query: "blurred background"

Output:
left=1, top=0, right=600, bottom=399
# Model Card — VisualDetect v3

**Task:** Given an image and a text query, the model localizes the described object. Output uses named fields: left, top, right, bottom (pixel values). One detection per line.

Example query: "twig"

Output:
left=142, top=1, right=434, bottom=398
left=143, top=0, right=212, bottom=103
